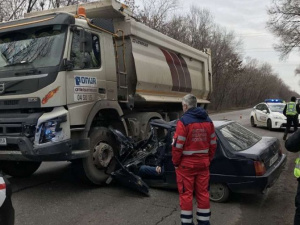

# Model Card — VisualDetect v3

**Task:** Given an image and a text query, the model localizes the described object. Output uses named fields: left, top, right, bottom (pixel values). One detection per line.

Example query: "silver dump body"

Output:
left=26, top=0, right=212, bottom=105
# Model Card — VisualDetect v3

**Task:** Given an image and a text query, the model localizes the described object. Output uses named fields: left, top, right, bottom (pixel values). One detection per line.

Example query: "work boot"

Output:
left=283, top=133, right=287, bottom=141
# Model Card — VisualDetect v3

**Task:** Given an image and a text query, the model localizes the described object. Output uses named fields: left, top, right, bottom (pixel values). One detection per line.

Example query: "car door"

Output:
left=254, top=104, right=264, bottom=125
left=259, top=104, right=269, bottom=125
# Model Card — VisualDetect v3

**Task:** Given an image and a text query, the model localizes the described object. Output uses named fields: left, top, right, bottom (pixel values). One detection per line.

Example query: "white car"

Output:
left=0, top=173, right=14, bottom=225
left=250, top=100, right=288, bottom=130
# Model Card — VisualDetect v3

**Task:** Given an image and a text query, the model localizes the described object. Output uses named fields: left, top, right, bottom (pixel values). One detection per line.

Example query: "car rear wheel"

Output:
left=0, top=161, right=41, bottom=177
left=251, top=117, right=256, bottom=127
left=210, top=183, right=230, bottom=203
left=267, top=119, right=273, bottom=131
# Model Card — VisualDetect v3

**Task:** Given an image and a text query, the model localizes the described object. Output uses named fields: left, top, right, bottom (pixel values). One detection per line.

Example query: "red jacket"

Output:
left=172, top=107, right=217, bottom=168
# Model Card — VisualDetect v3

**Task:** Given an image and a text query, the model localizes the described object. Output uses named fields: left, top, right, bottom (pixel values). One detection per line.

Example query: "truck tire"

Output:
left=81, top=127, right=118, bottom=185
left=0, top=161, right=41, bottom=177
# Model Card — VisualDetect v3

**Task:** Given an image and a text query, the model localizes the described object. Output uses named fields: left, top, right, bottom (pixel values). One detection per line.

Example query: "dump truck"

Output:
left=0, top=0, right=212, bottom=184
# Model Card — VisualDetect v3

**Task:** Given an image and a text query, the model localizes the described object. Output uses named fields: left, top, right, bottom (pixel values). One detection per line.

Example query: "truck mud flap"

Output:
left=105, top=157, right=149, bottom=196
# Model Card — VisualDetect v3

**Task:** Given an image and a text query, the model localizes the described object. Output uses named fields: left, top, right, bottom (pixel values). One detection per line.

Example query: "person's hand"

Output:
left=156, top=166, right=162, bottom=174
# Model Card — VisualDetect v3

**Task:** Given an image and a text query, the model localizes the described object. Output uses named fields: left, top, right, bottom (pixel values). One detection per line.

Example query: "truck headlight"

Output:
left=37, top=115, right=67, bottom=144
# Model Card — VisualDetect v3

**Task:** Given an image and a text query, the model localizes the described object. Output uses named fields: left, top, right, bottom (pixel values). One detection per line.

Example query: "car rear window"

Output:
left=219, top=122, right=261, bottom=151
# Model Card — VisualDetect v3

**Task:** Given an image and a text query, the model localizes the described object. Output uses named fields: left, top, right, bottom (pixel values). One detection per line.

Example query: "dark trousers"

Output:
left=138, top=165, right=164, bottom=178
left=285, top=116, right=298, bottom=136
left=295, top=180, right=300, bottom=225
left=0, top=198, right=14, bottom=225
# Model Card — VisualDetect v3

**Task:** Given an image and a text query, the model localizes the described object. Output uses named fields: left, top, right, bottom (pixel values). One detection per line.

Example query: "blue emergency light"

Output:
left=264, top=99, right=283, bottom=103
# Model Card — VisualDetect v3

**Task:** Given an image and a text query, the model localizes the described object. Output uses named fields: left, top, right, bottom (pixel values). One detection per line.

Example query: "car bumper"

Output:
left=0, top=136, right=90, bottom=161
left=273, top=119, right=300, bottom=128
left=272, top=119, right=287, bottom=129
left=212, top=154, right=287, bottom=194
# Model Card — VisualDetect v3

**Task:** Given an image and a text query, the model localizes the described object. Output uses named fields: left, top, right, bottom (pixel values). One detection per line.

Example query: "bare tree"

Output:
left=136, top=0, right=178, bottom=31
left=267, top=0, right=300, bottom=59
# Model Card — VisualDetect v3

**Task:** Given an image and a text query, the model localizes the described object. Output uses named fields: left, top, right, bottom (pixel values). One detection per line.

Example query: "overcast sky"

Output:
left=178, top=0, right=300, bottom=94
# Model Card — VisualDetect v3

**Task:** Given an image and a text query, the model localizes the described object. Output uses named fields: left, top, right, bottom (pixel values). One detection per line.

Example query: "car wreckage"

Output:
left=107, top=119, right=287, bottom=203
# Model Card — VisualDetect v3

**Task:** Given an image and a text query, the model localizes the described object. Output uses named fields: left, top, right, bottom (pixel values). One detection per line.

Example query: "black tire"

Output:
left=80, top=127, right=118, bottom=185
left=267, top=119, right=273, bottom=131
left=0, top=161, right=41, bottom=177
left=209, top=183, right=230, bottom=203
left=251, top=117, right=256, bottom=127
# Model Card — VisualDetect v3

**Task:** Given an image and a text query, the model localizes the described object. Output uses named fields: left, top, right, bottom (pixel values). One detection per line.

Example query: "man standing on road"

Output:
left=172, top=94, right=217, bottom=225
left=285, top=129, right=300, bottom=225
left=283, top=96, right=300, bottom=140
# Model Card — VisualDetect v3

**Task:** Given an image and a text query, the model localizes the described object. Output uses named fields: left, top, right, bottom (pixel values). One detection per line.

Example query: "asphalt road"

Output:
left=9, top=108, right=297, bottom=225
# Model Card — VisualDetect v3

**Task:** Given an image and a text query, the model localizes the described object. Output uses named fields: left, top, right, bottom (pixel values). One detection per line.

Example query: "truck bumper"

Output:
left=0, top=137, right=90, bottom=161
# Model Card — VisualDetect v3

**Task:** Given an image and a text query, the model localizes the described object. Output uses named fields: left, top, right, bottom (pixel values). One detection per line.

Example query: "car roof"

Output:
left=266, top=102, right=285, bottom=105
left=256, top=102, right=285, bottom=107
left=212, top=120, right=233, bottom=128
left=150, top=119, right=233, bottom=129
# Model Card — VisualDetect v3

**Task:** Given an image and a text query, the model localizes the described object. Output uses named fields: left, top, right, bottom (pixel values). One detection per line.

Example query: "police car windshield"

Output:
left=268, top=104, right=285, bottom=113
left=0, top=25, right=66, bottom=71
left=220, top=122, right=261, bottom=151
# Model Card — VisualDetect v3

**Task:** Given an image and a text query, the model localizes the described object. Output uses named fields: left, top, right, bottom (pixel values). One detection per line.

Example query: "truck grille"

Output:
left=0, top=144, right=18, bottom=151
left=4, top=100, right=19, bottom=105
left=0, top=124, right=23, bottom=135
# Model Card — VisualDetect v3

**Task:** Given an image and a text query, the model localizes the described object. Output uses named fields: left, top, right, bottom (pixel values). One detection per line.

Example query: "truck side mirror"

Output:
left=79, top=30, right=93, bottom=53
left=63, top=58, right=74, bottom=71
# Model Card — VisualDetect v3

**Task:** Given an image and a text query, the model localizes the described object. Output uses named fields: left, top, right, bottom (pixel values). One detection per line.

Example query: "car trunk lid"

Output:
left=235, top=137, right=281, bottom=170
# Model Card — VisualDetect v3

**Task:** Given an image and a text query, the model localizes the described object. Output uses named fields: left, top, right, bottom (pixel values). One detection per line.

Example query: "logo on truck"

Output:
left=75, top=76, right=97, bottom=87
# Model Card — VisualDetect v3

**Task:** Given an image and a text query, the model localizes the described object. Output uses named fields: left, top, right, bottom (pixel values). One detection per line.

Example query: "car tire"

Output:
left=251, top=117, right=256, bottom=127
left=209, top=183, right=230, bottom=203
left=267, top=119, right=273, bottom=131
left=0, top=161, right=41, bottom=177
left=78, top=127, right=119, bottom=185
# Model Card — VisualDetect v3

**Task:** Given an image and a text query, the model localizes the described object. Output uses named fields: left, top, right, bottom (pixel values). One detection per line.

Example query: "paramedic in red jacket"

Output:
left=172, top=94, right=217, bottom=225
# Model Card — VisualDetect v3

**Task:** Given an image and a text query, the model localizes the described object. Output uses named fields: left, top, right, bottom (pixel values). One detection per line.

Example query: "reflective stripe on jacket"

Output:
left=172, top=107, right=217, bottom=167
left=286, top=102, right=297, bottom=116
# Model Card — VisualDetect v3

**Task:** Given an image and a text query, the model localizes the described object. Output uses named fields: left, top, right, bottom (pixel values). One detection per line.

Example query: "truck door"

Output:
left=65, top=27, right=107, bottom=125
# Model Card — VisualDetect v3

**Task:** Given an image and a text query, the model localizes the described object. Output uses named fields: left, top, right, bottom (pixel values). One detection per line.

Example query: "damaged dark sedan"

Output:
left=108, top=119, right=287, bottom=203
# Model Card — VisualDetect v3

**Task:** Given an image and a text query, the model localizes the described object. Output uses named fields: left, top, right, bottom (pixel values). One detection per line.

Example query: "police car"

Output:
left=250, top=99, right=287, bottom=130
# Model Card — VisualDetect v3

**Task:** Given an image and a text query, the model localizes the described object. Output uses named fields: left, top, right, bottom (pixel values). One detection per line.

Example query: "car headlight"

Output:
left=37, top=115, right=67, bottom=144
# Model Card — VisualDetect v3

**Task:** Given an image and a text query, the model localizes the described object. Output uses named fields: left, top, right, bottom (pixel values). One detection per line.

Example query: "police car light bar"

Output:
left=264, top=99, right=283, bottom=103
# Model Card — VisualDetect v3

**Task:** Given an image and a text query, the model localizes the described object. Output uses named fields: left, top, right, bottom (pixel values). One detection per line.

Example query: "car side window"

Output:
left=71, top=31, right=101, bottom=70
left=256, top=104, right=262, bottom=110
left=262, top=104, right=269, bottom=113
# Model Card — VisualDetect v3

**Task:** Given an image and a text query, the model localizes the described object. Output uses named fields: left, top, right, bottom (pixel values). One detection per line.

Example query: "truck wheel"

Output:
left=81, top=127, right=118, bottom=185
left=209, top=183, right=230, bottom=203
left=0, top=161, right=41, bottom=177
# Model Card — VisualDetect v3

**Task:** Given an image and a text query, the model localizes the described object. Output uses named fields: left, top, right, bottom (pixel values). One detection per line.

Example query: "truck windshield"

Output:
left=0, top=25, right=66, bottom=71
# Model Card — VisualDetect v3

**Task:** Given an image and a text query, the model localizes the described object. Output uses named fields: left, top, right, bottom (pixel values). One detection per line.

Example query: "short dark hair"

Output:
left=291, top=96, right=296, bottom=102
